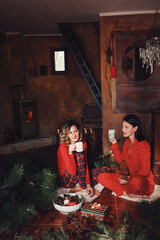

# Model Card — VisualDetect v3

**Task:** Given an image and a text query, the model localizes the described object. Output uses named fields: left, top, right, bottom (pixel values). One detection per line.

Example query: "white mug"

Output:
left=75, top=141, right=84, bottom=152
left=108, top=129, right=116, bottom=139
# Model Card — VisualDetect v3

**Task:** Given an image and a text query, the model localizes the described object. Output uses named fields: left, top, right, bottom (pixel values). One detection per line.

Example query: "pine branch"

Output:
left=2, top=164, right=24, bottom=189
left=54, top=228, right=69, bottom=240
left=41, top=230, right=56, bottom=240
left=92, top=222, right=115, bottom=239
left=40, top=168, right=58, bottom=201
left=0, top=161, right=59, bottom=233
left=15, top=233, right=33, bottom=240
left=16, top=204, right=37, bottom=224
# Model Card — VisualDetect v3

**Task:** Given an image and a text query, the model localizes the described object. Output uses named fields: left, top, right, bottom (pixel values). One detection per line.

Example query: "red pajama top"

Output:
left=57, top=140, right=91, bottom=185
left=110, top=139, right=155, bottom=186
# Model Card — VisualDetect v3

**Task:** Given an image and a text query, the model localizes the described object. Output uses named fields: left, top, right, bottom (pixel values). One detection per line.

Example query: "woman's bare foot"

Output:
left=94, top=189, right=101, bottom=196
left=129, top=193, right=150, bottom=199
left=122, top=191, right=150, bottom=198
left=81, top=188, right=88, bottom=194
left=69, top=183, right=81, bottom=193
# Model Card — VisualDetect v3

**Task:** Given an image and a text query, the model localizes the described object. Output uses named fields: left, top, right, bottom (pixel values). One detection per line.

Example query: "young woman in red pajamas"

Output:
left=57, top=120, right=95, bottom=196
left=98, top=114, right=155, bottom=197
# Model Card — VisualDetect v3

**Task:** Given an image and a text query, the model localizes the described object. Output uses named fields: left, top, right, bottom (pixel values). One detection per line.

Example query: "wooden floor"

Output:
left=1, top=163, right=160, bottom=240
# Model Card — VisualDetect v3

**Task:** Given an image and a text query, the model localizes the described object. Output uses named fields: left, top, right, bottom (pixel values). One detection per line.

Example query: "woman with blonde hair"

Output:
left=57, top=120, right=94, bottom=196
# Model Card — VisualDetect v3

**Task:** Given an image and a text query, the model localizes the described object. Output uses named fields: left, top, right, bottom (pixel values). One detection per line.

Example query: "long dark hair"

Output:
left=123, top=114, right=145, bottom=141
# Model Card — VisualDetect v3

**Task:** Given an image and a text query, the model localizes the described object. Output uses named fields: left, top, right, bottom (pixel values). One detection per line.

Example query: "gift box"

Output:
left=81, top=202, right=109, bottom=221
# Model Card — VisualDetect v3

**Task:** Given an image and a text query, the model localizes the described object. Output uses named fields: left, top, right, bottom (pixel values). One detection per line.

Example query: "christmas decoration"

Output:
left=0, top=159, right=58, bottom=236
left=15, top=205, right=157, bottom=240
left=91, top=217, right=147, bottom=240
left=1, top=148, right=160, bottom=240
left=15, top=233, right=33, bottom=240
left=93, top=141, right=120, bottom=171
left=81, top=202, right=109, bottom=221
left=110, top=32, right=117, bottom=79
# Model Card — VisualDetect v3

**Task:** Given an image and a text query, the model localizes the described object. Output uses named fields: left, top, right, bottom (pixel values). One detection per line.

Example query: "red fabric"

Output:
left=98, top=139, right=155, bottom=196
left=98, top=172, right=125, bottom=196
left=57, top=140, right=91, bottom=185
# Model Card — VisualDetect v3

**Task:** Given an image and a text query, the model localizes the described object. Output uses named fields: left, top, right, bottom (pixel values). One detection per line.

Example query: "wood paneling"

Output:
left=115, top=30, right=160, bottom=112
left=116, top=85, right=160, bottom=112
left=100, top=14, right=160, bottom=149
left=153, top=112, right=160, bottom=163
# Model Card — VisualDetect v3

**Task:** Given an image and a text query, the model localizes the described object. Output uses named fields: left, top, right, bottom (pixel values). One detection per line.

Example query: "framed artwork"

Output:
left=51, top=48, right=68, bottom=74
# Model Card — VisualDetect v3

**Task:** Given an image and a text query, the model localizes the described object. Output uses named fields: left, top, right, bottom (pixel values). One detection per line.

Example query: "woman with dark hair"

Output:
left=98, top=114, right=155, bottom=197
left=123, top=114, right=145, bottom=141
left=57, top=120, right=95, bottom=196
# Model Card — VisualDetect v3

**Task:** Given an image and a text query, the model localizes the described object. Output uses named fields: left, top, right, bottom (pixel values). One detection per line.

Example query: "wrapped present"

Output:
left=81, top=202, right=109, bottom=221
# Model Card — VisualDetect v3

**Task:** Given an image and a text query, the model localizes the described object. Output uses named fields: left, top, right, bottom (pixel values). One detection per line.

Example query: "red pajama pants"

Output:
left=98, top=172, right=154, bottom=196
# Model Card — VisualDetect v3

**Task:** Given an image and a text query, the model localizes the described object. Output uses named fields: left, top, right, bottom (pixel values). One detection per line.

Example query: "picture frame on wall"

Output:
left=51, top=48, right=68, bottom=75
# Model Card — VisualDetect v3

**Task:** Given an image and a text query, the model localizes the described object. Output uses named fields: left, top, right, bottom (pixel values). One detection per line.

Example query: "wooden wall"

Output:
left=100, top=14, right=160, bottom=156
left=0, top=23, right=100, bottom=145
left=114, top=30, right=160, bottom=112
left=23, top=35, right=97, bottom=137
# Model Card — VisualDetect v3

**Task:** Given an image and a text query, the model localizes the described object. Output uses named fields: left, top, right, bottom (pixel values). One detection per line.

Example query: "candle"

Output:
left=64, top=199, right=70, bottom=205
left=108, top=129, right=116, bottom=139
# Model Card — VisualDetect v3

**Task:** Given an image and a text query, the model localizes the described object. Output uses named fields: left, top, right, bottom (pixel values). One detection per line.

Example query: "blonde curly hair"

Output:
left=59, top=120, right=82, bottom=146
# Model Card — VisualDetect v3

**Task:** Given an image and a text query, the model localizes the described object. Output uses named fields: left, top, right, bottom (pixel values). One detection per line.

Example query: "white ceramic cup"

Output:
left=75, top=141, right=84, bottom=152
left=108, top=129, right=116, bottom=139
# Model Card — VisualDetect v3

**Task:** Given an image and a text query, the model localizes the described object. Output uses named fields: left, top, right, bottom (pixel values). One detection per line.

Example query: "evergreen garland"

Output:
left=0, top=162, right=58, bottom=234
left=91, top=221, right=147, bottom=240
left=137, top=199, right=160, bottom=240
left=15, top=233, right=33, bottom=240
left=1, top=148, right=160, bottom=240
left=92, top=141, right=120, bottom=171
left=13, top=191, right=160, bottom=240
left=53, top=228, right=70, bottom=240
left=15, top=228, right=70, bottom=240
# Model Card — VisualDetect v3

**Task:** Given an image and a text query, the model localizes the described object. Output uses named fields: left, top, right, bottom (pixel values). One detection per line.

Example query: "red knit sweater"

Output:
left=110, top=138, right=155, bottom=186
left=57, top=140, right=91, bottom=185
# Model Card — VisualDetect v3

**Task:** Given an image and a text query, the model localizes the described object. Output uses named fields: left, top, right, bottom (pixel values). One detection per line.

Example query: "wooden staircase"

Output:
left=58, top=23, right=102, bottom=111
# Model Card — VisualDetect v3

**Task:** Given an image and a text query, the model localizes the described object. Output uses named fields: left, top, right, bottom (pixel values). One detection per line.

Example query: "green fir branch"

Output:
left=2, top=164, right=24, bottom=189
left=91, top=221, right=147, bottom=240
left=0, top=188, right=10, bottom=201
left=41, top=230, right=56, bottom=240
left=53, top=228, right=69, bottom=240
left=92, top=222, right=115, bottom=239
left=40, top=168, right=58, bottom=201
left=15, top=233, right=33, bottom=240
left=0, top=156, right=59, bottom=234
left=16, top=204, right=37, bottom=224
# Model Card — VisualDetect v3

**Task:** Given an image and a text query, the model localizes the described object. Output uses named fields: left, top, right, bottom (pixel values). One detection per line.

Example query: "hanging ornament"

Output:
left=111, top=32, right=117, bottom=78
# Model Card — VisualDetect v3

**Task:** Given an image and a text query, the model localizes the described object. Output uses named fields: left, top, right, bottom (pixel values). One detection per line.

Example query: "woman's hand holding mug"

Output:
left=108, top=129, right=117, bottom=144
left=109, top=138, right=117, bottom=144
left=69, top=143, right=76, bottom=154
